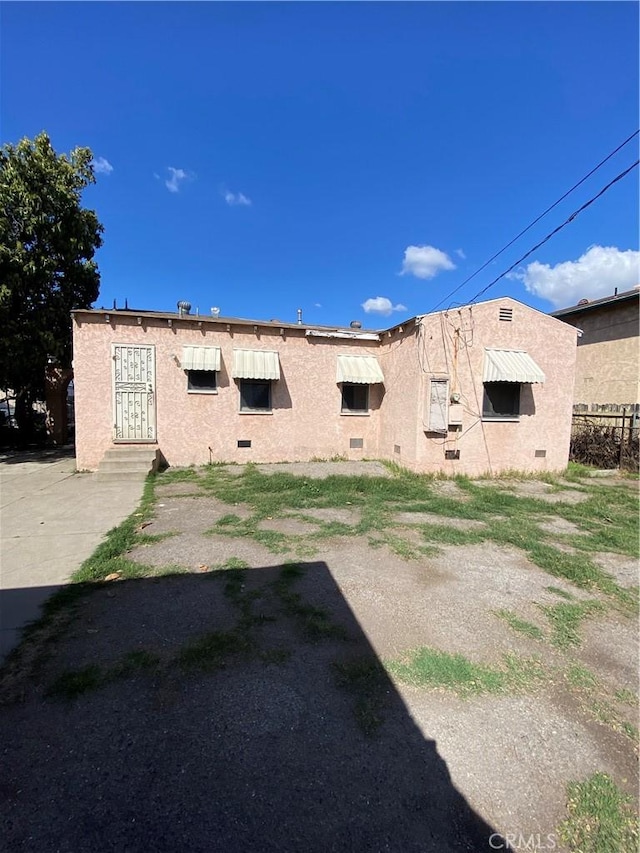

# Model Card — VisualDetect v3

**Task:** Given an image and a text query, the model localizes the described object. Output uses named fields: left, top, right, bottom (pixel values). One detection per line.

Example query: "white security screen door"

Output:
left=112, top=344, right=156, bottom=441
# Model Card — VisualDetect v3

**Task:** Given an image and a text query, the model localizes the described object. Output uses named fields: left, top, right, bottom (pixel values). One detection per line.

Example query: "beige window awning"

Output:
left=483, top=349, right=545, bottom=384
left=336, top=355, right=384, bottom=384
left=232, top=349, right=280, bottom=380
left=181, top=346, right=221, bottom=371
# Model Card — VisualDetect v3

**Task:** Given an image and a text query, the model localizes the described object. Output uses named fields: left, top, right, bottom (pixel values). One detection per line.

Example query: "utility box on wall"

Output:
left=448, top=403, right=463, bottom=426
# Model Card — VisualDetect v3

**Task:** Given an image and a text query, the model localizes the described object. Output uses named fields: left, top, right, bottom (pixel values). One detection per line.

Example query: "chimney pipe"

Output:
left=297, top=308, right=303, bottom=325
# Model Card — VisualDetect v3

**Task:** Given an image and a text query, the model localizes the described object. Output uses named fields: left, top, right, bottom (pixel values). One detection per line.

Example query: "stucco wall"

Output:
left=379, top=300, right=577, bottom=476
left=558, top=300, right=639, bottom=406
left=73, top=315, right=383, bottom=470
left=73, top=298, right=577, bottom=476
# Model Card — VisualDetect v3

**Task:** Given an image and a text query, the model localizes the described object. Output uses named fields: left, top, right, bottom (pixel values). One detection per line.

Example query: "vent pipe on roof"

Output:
left=350, top=320, right=362, bottom=329
left=211, top=307, right=220, bottom=318
left=297, top=308, right=303, bottom=325
left=177, top=301, right=191, bottom=316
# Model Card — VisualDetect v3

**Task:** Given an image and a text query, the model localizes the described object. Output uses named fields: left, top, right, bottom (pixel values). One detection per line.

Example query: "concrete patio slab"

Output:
left=0, top=450, right=145, bottom=661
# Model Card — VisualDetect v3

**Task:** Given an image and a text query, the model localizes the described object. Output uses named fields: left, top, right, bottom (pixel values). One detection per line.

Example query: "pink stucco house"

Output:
left=72, top=297, right=578, bottom=477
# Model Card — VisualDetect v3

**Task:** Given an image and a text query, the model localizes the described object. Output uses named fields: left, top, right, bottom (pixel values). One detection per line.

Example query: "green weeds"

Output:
left=559, top=772, right=639, bottom=852
left=387, top=647, right=544, bottom=697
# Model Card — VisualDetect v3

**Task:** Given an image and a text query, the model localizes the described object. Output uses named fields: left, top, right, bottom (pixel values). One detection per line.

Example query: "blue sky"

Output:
left=3, top=2, right=639, bottom=327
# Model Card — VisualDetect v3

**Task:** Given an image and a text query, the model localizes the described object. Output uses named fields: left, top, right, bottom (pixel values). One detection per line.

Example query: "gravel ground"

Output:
left=1, top=466, right=637, bottom=852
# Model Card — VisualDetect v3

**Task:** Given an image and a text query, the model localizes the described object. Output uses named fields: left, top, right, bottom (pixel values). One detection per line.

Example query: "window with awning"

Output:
left=181, top=346, right=221, bottom=371
left=182, top=346, right=221, bottom=393
left=232, top=349, right=280, bottom=380
left=336, top=355, right=384, bottom=384
left=483, top=349, right=545, bottom=384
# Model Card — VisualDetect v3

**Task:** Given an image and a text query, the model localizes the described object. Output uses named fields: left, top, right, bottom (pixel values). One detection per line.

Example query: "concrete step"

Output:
left=102, top=447, right=158, bottom=462
left=97, top=446, right=160, bottom=480
left=99, top=459, right=155, bottom=473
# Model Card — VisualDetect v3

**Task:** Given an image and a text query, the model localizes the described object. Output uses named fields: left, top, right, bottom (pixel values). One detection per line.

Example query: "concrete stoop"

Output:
left=97, top=446, right=160, bottom=482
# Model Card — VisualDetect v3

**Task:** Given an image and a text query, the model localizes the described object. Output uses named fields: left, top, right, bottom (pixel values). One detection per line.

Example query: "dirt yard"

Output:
left=1, top=461, right=638, bottom=852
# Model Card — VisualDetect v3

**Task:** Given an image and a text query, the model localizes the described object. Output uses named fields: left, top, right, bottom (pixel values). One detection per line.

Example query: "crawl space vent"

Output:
left=444, top=449, right=460, bottom=460
left=237, top=440, right=251, bottom=449
left=350, top=438, right=364, bottom=449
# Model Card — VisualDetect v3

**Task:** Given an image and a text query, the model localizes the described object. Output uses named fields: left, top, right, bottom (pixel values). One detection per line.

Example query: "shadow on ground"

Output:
left=0, top=562, right=506, bottom=852
left=0, top=444, right=76, bottom=465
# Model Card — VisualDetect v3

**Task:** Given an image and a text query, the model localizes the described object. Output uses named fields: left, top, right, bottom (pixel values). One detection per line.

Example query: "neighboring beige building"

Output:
left=552, top=288, right=640, bottom=411
left=72, top=296, right=578, bottom=477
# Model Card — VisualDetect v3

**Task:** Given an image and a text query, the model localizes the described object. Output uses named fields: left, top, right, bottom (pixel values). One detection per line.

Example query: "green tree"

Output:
left=0, top=132, right=103, bottom=441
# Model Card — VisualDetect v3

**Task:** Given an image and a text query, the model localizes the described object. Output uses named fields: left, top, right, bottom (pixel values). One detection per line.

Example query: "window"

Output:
left=240, top=379, right=271, bottom=412
left=482, top=383, right=520, bottom=420
left=341, top=383, right=369, bottom=414
left=187, top=370, right=217, bottom=393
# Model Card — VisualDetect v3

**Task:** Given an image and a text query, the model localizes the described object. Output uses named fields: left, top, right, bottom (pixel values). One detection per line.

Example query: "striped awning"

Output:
left=336, top=355, right=384, bottom=384
left=232, top=349, right=280, bottom=380
left=483, top=349, right=545, bottom=384
left=181, top=346, right=221, bottom=371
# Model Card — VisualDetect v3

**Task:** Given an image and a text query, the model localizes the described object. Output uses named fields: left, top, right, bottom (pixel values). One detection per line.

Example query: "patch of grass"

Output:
left=546, top=585, right=575, bottom=600
left=590, top=700, right=639, bottom=743
left=559, top=772, right=639, bottom=852
left=109, top=650, right=161, bottom=679
left=418, top=523, right=485, bottom=547
left=215, top=513, right=245, bottom=527
left=177, top=630, right=253, bottom=671
left=156, top=467, right=201, bottom=483
left=566, top=663, right=598, bottom=690
left=494, top=609, right=545, bottom=640
left=387, top=647, right=544, bottom=697
left=259, top=647, right=292, bottom=665
left=46, top=665, right=103, bottom=700
left=46, top=649, right=161, bottom=700
left=220, top=557, right=249, bottom=571
left=208, top=516, right=293, bottom=554
left=272, top=564, right=348, bottom=642
left=333, top=657, right=388, bottom=736
left=135, top=531, right=178, bottom=546
left=614, top=688, right=637, bottom=706
left=564, top=461, right=596, bottom=481
left=540, top=600, right=606, bottom=648
left=72, top=476, right=157, bottom=582
left=368, top=531, right=438, bottom=561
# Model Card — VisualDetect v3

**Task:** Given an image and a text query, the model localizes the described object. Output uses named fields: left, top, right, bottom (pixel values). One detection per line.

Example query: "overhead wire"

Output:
left=429, top=129, right=640, bottom=312
left=467, top=159, right=639, bottom=304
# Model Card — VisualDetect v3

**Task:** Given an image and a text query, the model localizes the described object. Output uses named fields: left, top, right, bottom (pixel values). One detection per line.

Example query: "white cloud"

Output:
left=510, top=245, right=640, bottom=308
left=165, top=167, right=189, bottom=193
left=224, top=190, right=252, bottom=207
left=362, top=296, right=408, bottom=316
left=455, top=248, right=466, bottom=260
left=314, top=302, right=322, bottom=308
left=400, top=245, right=456, bottom=280
left=92, top=156, right=113, bottom=175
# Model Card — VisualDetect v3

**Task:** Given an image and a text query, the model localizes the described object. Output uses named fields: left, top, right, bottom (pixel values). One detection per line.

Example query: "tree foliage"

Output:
left=0, top=132, right=103, bottom=435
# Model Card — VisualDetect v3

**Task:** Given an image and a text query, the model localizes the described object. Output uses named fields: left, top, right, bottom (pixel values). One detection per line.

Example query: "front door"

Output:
left=112, top=344, right=156, bottom=442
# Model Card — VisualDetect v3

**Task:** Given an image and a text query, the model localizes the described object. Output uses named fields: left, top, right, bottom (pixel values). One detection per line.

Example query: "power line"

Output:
left=430, top=129, right=639, bottom=312
left=466, top=159, right=639, bottom=305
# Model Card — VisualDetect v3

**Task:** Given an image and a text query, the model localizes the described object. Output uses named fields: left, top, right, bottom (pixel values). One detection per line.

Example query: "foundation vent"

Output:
left=444, top=449, right=460, bottom=460
left=394, top=445, right=401, bottom=454
left=350, top=438, right=364, bottom=449
left=237, top=440, right=251, bottom=448
left=499, top=307, right=513, bottom=322
left=534, top=449, right=547, bottom=458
